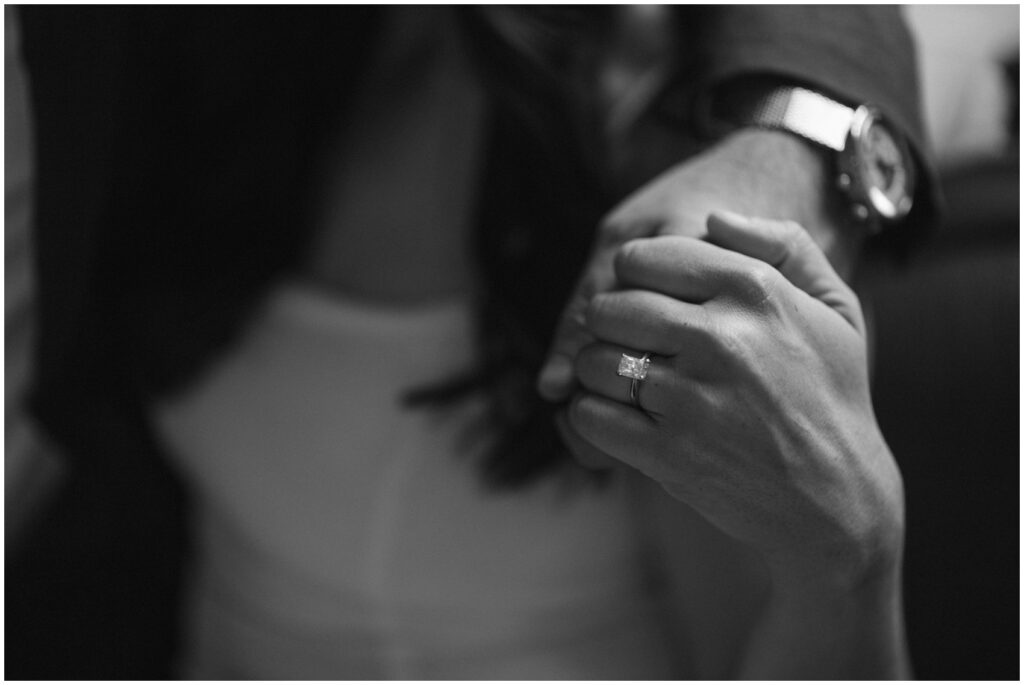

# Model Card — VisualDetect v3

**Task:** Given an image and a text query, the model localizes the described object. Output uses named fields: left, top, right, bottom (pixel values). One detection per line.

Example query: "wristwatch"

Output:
left=710, top=84, right=916, bottom=230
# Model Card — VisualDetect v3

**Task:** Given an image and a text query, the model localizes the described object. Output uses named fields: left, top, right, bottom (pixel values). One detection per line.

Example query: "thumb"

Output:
left=706, top=211, right=864, bottom=333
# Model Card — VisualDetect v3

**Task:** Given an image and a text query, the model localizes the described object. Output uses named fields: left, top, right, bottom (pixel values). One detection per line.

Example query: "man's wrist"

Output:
left=694, top=127, right=863, bottom=277
left=597, top=122, right=866, bottom=278
left=743, top=555, right=910, bottom=680
left=768, top=538, right=903, bottom=604
left=702, top=75, right=918, bottom=230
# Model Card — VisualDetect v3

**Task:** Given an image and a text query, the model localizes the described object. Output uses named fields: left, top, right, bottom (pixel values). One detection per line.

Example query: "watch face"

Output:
left=849, top=107, right=915, bottom=221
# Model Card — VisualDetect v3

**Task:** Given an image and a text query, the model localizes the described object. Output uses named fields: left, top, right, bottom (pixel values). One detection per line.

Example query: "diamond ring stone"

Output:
left=616, top=352, right=651, bottom=381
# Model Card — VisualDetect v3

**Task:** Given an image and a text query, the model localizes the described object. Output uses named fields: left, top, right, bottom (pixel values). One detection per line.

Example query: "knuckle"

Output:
left=737, top=261, right=780, bottom=306
left=613, top=239, right=646, bottom=277
left=711, top=314, right=763, bottom=364
left=765, top=219, right=810, bottom=265
left=778, top=219, right=807, bottom=240
left=782, top=220, right=813, bottom=251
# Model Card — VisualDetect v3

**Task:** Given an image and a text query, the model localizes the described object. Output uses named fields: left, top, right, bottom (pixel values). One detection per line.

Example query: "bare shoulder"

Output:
left=629, top=472, right=771, bottom=679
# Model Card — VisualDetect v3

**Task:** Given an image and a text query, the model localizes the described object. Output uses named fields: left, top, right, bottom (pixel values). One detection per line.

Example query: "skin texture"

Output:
left=538, top=129, right=910, bottom=678
left=572, top=215, right=902, bottom=580
left=538, top=127, right=861, bottom=400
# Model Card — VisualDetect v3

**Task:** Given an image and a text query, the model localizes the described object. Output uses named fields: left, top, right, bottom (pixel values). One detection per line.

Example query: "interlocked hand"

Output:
left=564, top=212, right=903, bottom=583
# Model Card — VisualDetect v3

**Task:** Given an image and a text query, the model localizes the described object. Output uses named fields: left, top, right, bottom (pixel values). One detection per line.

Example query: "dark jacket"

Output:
left=10, top=6, right=931, bottom=678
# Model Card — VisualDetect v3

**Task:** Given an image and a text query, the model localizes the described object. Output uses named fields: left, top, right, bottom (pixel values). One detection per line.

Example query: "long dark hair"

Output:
left=399, top=8, right=613, bottom=488
left=412, top=7, right=704, bottom=487
left=28, top=7, right=666, bottom=489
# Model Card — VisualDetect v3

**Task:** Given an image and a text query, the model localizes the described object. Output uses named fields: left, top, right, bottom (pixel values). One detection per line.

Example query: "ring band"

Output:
left=629, top=377, right=642, bottom=406
left=617, top=352, right=651, bottom=408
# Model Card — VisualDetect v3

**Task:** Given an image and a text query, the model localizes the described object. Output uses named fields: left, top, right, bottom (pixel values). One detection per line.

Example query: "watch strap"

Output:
left=709, top=81, right=916, bottom=229
left=716, top=85, right=855, bottom=152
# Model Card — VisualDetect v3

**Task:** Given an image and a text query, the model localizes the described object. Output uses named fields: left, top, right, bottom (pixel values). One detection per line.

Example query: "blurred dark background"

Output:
left=859, top=6, right=1019, bottom=679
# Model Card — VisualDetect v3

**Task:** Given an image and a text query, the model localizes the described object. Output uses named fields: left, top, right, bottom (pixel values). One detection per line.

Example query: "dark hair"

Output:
left=406, top=8, right=618, bottom=488
left=63, top=7, right=617, bottom=488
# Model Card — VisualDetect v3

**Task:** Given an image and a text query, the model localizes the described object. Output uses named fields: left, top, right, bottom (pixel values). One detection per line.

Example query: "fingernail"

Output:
left=537, top=356, right=574, bottom=401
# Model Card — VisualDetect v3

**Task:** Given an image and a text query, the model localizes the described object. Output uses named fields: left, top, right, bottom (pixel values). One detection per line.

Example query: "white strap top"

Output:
left=152, top=282, right=674, bottom=679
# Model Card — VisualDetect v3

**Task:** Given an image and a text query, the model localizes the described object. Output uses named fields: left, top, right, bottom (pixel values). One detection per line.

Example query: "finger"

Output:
left=554, top=410, right=621, bottom=471
left=706, top=212, right=864, bottom=331
left=567, top=391, right=661, bottom=477
left=537, top=242, right=617, bottom=402
left=612, top=235, right=753, bottom=303
left=574, top=342, right=674, bottom=414
left=585, top=289, right=712, bottom=357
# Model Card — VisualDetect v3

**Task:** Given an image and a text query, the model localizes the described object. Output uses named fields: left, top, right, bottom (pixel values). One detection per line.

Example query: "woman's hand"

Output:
left=566, top=211, right=904, bottom=589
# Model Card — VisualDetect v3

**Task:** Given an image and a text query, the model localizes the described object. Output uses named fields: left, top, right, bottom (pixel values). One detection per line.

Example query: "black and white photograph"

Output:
left=5, top=4, right=1019, bottom=680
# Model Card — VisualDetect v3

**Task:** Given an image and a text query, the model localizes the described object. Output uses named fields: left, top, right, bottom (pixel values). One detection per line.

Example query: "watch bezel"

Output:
left=840, top=105, right=916, bottom=224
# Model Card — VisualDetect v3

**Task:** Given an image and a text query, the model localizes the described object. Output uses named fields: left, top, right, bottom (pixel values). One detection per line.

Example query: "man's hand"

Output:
left=569, top=212, right=903, bottom=583
left=566, top=213, right=908, bottom=678
left=538, top=128, right=858, bottom=402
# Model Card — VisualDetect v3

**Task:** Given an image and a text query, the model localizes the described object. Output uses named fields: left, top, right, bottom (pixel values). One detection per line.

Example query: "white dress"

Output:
left=152, top=283, right=676, bottom=679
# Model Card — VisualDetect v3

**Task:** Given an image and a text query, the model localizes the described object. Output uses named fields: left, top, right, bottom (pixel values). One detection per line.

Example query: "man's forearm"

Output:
left=736, top=555, right=911, bottom=679
left=650, top=129, right=909, bottom=679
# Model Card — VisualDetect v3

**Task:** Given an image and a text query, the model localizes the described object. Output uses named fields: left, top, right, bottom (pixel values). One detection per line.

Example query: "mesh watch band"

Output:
left=727, top=86, right=855, bottom=152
